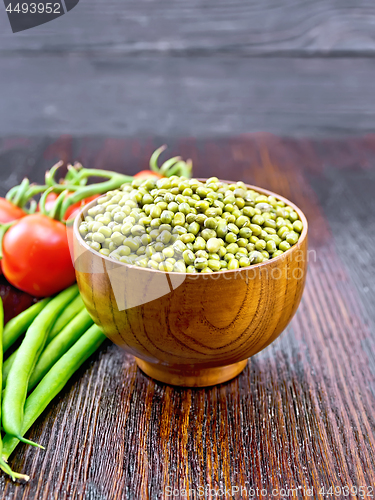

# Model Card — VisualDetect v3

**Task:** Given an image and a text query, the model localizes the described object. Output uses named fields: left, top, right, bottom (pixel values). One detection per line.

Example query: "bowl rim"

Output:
left=73, top=180, right=308, bottom=276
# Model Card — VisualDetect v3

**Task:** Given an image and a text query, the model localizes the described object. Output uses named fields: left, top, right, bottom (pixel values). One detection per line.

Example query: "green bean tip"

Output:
left=17, top=436, right=45, bottom=449
left=0, top=459, right=29, bottom=482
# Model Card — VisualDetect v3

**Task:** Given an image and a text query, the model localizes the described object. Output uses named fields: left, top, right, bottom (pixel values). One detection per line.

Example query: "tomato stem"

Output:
left=45, top=161, right=64, bottom=187
left=148, top=146, right=192, bottom=178
left=66, top=163, right=86, bottom=186
left=45, top=161, right=84, bottom=188
left=38, top=187, right=55, bottom=217
left=159, top=156, right=181, bottom=175
left=5, top=186, right=19, bottom=203
left=7, top=178, right=29, bottom=208
left=149, top=145, right=167, bottom=173
left=59, top=170, right=133, bottom=220
left=28, top=199, right=37, bottom=214
left=49, top=190, right=68, bottom=221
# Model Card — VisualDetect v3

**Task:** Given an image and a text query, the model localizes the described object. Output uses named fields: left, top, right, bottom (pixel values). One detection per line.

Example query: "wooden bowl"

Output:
left=73, top=184, right=308, bottom=387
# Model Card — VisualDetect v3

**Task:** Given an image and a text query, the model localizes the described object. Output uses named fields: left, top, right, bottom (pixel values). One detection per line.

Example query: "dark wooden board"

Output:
left=0, top=134, right=374, bottom=499
left=1, top=0, right=375, bottom=56
left=1, top=56, right=375, bottom=138
left=2, top=0, right=375, bottom=138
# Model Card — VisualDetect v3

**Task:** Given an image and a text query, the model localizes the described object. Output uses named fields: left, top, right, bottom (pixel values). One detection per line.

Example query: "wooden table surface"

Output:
left=0, top=134, right=374, bottom=499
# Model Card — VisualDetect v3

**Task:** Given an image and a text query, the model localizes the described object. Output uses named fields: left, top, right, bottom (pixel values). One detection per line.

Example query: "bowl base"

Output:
left=134, top=358, right=248, bottom=387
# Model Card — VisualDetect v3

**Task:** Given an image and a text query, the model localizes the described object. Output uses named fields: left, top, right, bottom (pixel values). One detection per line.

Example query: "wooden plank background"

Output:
left=0, top=134, right=373, bottom=499
left=1, top=0, right=375, bottom=55
left=0, top=1, right=375, bottom=136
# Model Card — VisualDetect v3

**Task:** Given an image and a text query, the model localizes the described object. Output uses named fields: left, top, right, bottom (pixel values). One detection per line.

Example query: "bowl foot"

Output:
left=134, top=358, right=248, bottom=387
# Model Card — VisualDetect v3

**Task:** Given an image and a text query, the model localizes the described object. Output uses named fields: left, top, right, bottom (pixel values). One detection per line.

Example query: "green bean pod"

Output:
left=3, top=298, right=51, bottom=353
left=46, top=291, right=82, bottom=344
left=2, top=293, right=84, bottom=390
left=2, top=284, right=78, bottom=447
left=2, top=350, right=16, bottom=389
left=0, top=298, right=29, bottom=481
left=2, top=324, right=106, bottom=460
left=28, top=309, right=94, bottom=392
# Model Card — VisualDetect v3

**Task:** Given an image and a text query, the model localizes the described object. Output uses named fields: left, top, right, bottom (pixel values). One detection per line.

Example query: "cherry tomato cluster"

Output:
left=0, top=146, right=192, bottom=297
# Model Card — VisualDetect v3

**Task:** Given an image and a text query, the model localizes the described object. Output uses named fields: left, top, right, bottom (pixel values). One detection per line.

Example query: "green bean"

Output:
left=201, top=228, right=216, bottom=241
left=239, top=227, right=252, bottom=239
left=194, top=258, right=207, bottom=270
left=188, top=221, right=200, bottom=235
left=224, top=252, right=235, bottom=262
left=204, top=217, right=218, bottom=230
left=228, top=259, right=239, bottom=270
left=3, top=295, right=81, bottom=388
left=249, top=251, right=264, bottom=264
left=239, top=256, right=250, bottom=267
left=272, top=250, right=284, bottom=258
left=2, top=284, right=78, bottom=447
left=277, top=226, right=289, bottom=239
left=162, top=246, right=174, bottom=259
left=2, top=350, right=16, bottom=389
left=195, top=214, right=207, bottom=226
left=208, top=260, right=221, bottom=271
left=174, top=261, right=186, bottom=273
left=180, top=233, right=195, bottom=244
left=173, top=240, right=186, bottom=254
left=172, top=212, right=185, bottom=226
left=226, top=243, right=239, bottom=255
left=247, top=224, right=262, bottom=238
left=193, top=236, right=206, bottom=251
left=227, top=223, right=239, bottom=235
left=3, top=298, right=50, bottom=353
left=255, top=239, right=266, bottom=251
left=206, top=238, right=221, bottom=254
left=279, top=241, right=291, bottom=252
left=195, top=250, right=208, bottom=260
left=285, top=231, right=299, bottom=245
left=216, top=222, right=228, bottom=238
left=2, top=325, right=106, bottom=461
left=183, top=250, right=195, bottom=266
left=79, top=175, right=303, bottom=272
left=47, top=293, right=84, bottom=344
left=237, top=238, right=248, bottom=248
left=266, top=240, right=277, bottom=254
left=28, top=309, right=94, bottom=392
left=264, top=218, right=276, bottom=229
left=0, top=299, right=30, bottom=481
left=243, top=207, right=255, bottom=218
left=200, top=267, right=213, bottom=273
left=159, top=261, right=174, bottom=272
left=225, top=232, right=237, bottom=244
left=293, top=220, right=303, bottom=233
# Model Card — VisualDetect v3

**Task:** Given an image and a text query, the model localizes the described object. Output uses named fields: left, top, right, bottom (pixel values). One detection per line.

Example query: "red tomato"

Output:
left=0, top=198, right=26, bottom=223
left=0, top=199, right=26, bottom=277
left=2, top=214, right=76, bottom=297
left=133, top=170, right=163, bottom=180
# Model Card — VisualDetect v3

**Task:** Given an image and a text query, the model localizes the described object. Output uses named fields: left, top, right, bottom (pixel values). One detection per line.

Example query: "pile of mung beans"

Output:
left=78, top=176, right=303, bottom=273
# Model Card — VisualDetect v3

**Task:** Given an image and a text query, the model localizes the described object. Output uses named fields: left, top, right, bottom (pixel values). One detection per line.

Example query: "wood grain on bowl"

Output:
left=73, top=184, right=308, bottom=387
